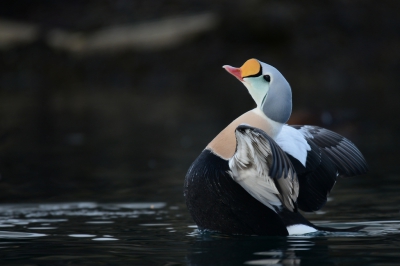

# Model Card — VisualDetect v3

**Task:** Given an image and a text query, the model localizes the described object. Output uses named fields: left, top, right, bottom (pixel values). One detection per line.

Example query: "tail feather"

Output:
left=279, top=208, right=365, bottom=234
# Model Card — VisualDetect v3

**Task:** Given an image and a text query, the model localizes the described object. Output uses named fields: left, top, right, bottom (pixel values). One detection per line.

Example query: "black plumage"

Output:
left=184, top=149, right=290, bottom=236
left=288, top=125, right=368, bottom=212
left=291, top=125, right=368, bottom=177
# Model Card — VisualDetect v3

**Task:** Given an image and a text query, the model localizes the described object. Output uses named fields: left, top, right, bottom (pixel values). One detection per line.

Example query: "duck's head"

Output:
left=223, top=58, right=292, bottom=124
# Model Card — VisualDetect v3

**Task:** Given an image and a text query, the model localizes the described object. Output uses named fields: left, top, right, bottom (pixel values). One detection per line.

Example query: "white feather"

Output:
left=286, top=224, right=317, bottom=235
left=275, top=125, right=310, bottom=167
left=298, top=125, right=315, bottom=139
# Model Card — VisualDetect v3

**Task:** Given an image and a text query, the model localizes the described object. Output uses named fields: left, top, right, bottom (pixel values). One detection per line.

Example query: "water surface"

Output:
left=0, top=180, right=400, bottom=266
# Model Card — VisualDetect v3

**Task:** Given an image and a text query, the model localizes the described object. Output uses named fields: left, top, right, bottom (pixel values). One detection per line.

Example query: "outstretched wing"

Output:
left=276, top=125, right=368, bottom=212
left=229, top=124, right=299, bottom=212
left=292, top=125, right=368, bottom=177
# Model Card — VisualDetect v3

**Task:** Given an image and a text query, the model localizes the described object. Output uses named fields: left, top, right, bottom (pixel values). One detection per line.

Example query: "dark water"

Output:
left=0, top=176, right=400, bottom=265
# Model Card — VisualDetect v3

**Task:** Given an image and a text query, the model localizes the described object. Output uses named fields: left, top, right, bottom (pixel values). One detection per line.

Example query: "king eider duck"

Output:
left=184, top=58, right=368, bottom=236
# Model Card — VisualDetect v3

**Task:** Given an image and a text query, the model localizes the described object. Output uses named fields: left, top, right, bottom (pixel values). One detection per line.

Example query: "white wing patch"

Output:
left=275, top=125, right=311, bottom=167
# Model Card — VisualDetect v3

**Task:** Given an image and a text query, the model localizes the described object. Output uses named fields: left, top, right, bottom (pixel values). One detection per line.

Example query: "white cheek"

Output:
left=245, top=80, right=268, bottom=107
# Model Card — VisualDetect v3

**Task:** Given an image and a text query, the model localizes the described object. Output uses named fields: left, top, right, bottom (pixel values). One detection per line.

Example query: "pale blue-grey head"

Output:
left=223, top=58, right=292, bottom=124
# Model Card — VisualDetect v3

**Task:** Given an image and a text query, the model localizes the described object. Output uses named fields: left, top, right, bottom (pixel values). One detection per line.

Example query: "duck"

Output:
left=184, top=58, right=368, bottom=236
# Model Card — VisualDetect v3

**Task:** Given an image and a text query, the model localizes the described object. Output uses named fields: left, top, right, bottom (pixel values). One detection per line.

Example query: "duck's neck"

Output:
left=206, top=108, right=284, bottom=160
left=252, top=108, right=284, bottom=138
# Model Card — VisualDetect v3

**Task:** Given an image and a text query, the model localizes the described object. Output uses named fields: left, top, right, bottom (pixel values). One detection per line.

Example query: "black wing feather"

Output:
left=291, top=125, right=368, bottom=177
left=286, top=125, right=368, bottom=212
left=286, top=140, right=337, bottom=212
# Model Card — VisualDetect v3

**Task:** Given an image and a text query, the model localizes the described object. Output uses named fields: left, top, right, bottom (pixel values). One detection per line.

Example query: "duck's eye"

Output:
left=263, top=75, right=271, bottom=82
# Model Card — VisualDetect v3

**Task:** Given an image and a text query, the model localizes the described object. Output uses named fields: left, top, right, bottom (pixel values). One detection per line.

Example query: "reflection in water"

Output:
left=69, top=234, right=96, bottom=237
left=0, top=231, right=47, bottom=239
left=0, top=202, right=398, bottom=265
left=186, top=234, right=305, bottom=265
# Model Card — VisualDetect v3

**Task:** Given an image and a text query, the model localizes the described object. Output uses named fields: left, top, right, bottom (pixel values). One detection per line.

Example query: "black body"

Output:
left=185, top=149, right=308, bottom=236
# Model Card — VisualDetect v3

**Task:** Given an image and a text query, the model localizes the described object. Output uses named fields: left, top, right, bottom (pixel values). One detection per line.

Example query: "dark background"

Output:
left=0, top=0, right=398, bottom=203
